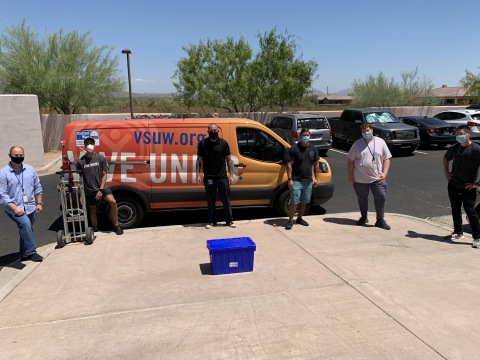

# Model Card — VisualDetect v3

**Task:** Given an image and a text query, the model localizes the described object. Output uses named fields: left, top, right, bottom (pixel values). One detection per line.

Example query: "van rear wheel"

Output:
left=112, top=197, right=144, bottom=229
left=276, top=190, right=310, bottom=217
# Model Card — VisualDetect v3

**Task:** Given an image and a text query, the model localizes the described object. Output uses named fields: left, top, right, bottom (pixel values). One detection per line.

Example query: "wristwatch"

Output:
left=288, top=178, right=293, bottom=181
left=37, top=202, right=43, bottom=205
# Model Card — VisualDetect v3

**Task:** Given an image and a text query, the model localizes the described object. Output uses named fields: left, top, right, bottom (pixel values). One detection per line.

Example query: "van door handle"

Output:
left=235, top=163, right=246, bottom=169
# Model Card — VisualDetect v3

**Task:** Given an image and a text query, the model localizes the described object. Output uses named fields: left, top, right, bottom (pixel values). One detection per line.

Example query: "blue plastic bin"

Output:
left=206, top=237, right=256, bottom=275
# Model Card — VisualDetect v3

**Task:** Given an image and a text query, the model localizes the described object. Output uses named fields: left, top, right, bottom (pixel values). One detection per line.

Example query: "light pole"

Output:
left=121, top=49, right=134, bottom=119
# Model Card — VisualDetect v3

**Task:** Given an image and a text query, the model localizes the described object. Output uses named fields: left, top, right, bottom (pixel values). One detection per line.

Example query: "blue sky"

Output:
left=2, top=0, right=479, bottom=94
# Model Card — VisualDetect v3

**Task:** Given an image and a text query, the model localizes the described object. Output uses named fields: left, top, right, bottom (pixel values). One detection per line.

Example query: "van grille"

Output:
left=392, top=129, right=417, bottom=140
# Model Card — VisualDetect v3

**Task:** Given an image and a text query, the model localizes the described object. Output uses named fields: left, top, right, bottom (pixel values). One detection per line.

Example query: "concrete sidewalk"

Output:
left=0, top=213, right=479, bottom=359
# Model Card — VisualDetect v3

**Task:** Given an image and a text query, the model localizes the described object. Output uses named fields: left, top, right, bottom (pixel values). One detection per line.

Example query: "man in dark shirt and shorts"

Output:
left=443, top=125, right=480, bottom=247
left=285, top=128, right=320, bottom=230
left=196, top=123, right=236, bottom=229
left=76, top=137, right=124, bottom=235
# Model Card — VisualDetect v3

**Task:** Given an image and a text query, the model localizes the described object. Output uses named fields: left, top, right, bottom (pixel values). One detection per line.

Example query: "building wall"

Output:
left=0, top=95, right=44, bottom=167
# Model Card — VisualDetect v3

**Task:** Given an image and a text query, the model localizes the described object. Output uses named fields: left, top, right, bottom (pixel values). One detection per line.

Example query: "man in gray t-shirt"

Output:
left=76, top=137, right=124, bottom=235
left=347, top=124, right=392, bottom=230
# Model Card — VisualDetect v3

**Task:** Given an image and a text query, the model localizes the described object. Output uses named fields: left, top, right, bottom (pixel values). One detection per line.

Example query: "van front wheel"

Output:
left=276, top=190, right=310, bottom=217
left=113, top=197, right=144, bottom=229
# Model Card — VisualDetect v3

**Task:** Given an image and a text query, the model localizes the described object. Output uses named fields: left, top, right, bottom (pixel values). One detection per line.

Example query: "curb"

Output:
left=0, top=243, right=56, bottom=303
left=36, top=156, right=62, bottom=174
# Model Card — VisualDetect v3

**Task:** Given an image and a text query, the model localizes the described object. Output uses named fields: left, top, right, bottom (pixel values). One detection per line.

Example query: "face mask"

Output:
left=301, top=136, right=310, bottom=144
left=362, top=131, right=373, bottom=139
left=208, top=131, right=218, bottom=140
left=10, top=156, right=24, bottom=164
left=456, top=135, right=468, bottom=144
left=86, top=144, right=95, bottom=153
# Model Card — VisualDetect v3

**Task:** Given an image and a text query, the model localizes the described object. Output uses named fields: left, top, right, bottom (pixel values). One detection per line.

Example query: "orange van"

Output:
left=61, top=118, right=334, bottom=228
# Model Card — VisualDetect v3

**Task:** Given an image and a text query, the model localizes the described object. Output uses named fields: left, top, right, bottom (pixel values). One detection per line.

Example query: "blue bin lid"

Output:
left=207, top=237, right=256, bottom=252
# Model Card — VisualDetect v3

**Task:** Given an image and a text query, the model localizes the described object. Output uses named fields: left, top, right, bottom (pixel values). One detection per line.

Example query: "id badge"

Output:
left=372, top=162, right=378, bottom=172
left=22, top=194, right=29, bottom=203
left=207, top=179, right=213, bottom=185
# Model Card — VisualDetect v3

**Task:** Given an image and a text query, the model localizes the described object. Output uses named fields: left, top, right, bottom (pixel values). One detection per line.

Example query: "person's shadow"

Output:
left=405, top=230, right=471, bottom=245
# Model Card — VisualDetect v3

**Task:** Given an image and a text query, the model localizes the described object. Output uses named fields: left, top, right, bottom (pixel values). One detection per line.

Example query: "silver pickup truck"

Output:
left=266, top=113, right=332, bottom=156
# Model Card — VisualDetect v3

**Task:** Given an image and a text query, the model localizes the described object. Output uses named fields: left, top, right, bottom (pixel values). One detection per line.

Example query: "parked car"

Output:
left=267, top=113, right=332, bottom=156
left=399, top=116, right=456, bottom=148
left=433, top=109, right=480, bottom=140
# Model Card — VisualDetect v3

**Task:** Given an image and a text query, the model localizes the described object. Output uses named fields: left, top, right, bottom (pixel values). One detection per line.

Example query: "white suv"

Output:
left=433, top=109, right=480, bottom=140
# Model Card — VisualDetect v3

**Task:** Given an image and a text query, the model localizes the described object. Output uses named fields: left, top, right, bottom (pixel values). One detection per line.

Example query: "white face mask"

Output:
left=86, top=144, right=95, bottom=153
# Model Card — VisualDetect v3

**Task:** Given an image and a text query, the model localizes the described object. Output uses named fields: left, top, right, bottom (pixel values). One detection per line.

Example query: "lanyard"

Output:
left=14, top=168, right=25, bottom=193
left=364, top=138, right=376, bottom=162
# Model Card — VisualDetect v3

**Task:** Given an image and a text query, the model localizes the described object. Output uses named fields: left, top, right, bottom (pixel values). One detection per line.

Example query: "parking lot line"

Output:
left=330, top=149, right=348, bottom=155
left=414, top=150, right=428, bottom=155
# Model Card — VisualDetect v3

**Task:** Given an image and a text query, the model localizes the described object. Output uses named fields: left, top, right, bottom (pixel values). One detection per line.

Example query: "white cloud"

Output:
left=134, top=78, right=156, bottom=83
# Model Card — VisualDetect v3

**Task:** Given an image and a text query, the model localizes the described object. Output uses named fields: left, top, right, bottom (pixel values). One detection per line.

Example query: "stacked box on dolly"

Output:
left=206, top=237, right=256, bottom=275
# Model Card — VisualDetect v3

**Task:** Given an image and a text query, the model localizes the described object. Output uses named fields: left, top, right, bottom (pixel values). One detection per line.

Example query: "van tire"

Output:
left=112, top=197, right=144, bottom=229
left=276, top=189, right=310, bottom=217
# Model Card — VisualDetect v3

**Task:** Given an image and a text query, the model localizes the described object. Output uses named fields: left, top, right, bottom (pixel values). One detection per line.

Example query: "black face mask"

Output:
left=208, top=131, right=219, bottom=140
left=10, top=156, right=24, bottom=164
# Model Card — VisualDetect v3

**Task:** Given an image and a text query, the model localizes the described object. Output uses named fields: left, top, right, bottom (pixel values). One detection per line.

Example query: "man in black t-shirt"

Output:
left=285, top=128, right=320, bottom=230
left=443, top=125, right=480, bottom=247
left=76, top=137, right=123, bottom=235
left=196, top=123, right=236, bottom=229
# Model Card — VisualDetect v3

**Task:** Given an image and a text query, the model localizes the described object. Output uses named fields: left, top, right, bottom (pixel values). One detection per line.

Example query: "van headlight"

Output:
left=320, top=162, right=329, bottom=173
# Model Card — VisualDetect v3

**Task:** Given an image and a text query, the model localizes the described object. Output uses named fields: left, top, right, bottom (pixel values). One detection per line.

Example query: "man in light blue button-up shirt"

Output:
left=0, top=146, right=44, bottom=262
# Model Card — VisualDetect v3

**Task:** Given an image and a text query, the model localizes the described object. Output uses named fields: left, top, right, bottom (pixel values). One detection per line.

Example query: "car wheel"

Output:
left=110, top=197, right=144, bottom=229
left=275, top=189, right=310, bottom=217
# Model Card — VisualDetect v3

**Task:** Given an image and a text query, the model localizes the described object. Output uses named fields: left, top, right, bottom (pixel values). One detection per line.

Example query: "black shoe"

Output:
left=114, top=225, right=124, bottom=235
left=375, top=219, right=391, bottom=230
left=285, top=220, right=293, bottom=230
left=296, top=218, right=309, bottom=226
left=21, top=253, right=43, bottom=262
left=356, top=216, right=369, bottom=226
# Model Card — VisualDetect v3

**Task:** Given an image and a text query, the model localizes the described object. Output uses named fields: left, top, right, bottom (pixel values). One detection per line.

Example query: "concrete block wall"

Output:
left=0, top=95, right=44, bottom=168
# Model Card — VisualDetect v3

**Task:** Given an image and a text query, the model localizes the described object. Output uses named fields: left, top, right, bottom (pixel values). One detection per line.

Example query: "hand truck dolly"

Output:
left=55, top=170, right=94, bottom=247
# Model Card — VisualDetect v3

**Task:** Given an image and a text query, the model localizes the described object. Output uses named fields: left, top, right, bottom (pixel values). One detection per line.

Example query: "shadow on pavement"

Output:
left=0, top=253, right=25, bottom=269
left=199, top=263, right=213, bottom=275
left=322, top=217, right=358, bottom=226
left=405, top=230, right=471, bottom=245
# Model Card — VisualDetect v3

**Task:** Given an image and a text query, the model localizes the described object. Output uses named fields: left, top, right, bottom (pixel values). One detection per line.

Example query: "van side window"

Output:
left=237, top=128, right=284, bottom=163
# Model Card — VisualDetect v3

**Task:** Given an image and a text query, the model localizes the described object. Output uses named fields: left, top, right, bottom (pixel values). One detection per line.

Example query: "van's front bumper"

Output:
left=311, top=181, right=334, bottom=206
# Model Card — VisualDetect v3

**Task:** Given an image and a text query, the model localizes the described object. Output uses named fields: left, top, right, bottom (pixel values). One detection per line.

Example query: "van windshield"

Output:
left=365, top=112, right=400, bottom=124
left=296, top=118, right=329, bottom=130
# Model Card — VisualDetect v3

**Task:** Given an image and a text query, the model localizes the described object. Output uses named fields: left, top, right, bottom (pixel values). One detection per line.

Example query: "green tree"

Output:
left=0, top=21, right=124, bottom=114
left=173, top=28, right=318, bottom=112
left=352, top=68, right=435, bottom=107
left=460, top=67, right=480, bottom=104
left=352, top=72, right=401, bottom=107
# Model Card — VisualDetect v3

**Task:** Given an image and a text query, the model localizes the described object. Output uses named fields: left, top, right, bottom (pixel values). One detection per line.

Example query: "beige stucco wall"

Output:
left=0, top=95, right=44, bottom=168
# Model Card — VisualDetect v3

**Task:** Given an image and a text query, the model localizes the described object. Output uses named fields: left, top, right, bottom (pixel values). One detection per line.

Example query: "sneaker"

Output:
left=296, top=218, right=309, bottom=226
left=444, top=232, right=464, bottom=241
left=472, top=238, right=480, bottom=248
left=227, top=222, right=236, bottom=228
left=114, top=225, right=124, bottom=235
left=356, top=215, right=369, bottom=226
left=375, top=219, right=391, bottom=230
left=205, top=222, right=217, bottom=229
left=285, top=220, right=293, bottom=230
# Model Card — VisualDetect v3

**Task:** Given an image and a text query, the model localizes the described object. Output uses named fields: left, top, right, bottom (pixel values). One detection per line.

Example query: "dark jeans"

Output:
left=6, top=211, right=38, bottom=258
left=204, top=177, right=233, bottom=224
left=448, top=182, right=480, bottom=238
left=353, top=181, right=387, bottom=220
